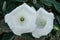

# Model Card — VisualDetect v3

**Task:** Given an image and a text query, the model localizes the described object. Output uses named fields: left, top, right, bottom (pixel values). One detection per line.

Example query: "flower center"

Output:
left=20, top=17, right=24, bottom=22
left=36, top=17, right=46, bottom=28
left=39, top=19, right=46, bottom=27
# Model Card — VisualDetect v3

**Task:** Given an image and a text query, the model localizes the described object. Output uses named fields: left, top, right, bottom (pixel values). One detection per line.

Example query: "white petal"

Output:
left=5, top=3, right=37, bottom=35
left=31, top=6, right=36, bottom=12
left=32, top=7, right=54, bottom=38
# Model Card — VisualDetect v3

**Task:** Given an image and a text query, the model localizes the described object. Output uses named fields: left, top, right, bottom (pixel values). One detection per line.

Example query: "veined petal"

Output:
left=5, top=3, right=37, bottom=36
left=32, top=7, right=54, bottom=38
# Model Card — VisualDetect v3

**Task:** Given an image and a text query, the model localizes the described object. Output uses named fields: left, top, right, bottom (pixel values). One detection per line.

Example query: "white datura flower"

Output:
left=5, top=3, right=37, bottom=36
left=31, top=7, right=54, bottom=38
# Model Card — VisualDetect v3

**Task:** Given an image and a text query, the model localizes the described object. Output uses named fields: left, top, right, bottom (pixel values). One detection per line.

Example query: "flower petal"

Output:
left=5, top=3, right=37, bottom=35
left=32, top=7, right=54, bottom=38
left=31, top=6, right=36, bottom=12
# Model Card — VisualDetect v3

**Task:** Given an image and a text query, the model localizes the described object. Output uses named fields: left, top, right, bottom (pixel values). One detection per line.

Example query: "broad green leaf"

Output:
left=40, top=0, right=52, bottom=6
left=53, top=2, right=60, bottom=13
left=51, top=0, right=60, bottom=13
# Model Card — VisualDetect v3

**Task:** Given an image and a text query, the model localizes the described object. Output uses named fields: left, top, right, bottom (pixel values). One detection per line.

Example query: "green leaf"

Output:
left=2, top=1, right=6, bottom=12
left=34, top=1, right=44, bottom=10
left=56, top=16, right=60, bottom=24
left=51, top=0, right=60, bottom=13
left=6, top=2, right=16, bottom=13
left=1, top=32, right=14, bottom=40
left=0, top=19, right=11, bottom=32
left=53, top=25, right=59, bottom=31
left=40, top=0, right=52, bottom=6
left=40, top=0, right=60, bottom=13
left=53, top=2, right=60, bottom=13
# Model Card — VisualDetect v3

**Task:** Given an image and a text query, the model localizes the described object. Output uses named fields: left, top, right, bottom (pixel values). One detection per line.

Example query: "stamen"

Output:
left=20, top=17, right=24, bottom=22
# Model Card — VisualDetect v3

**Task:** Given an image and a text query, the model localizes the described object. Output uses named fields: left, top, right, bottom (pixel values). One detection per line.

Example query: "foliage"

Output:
left=0, top=0, right=60, bottom=40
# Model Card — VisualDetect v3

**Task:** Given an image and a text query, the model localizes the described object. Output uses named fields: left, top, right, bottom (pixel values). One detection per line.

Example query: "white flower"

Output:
left=31, top=7, right=54, bottom=38
left=5, top=3, right=37, bottom=36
